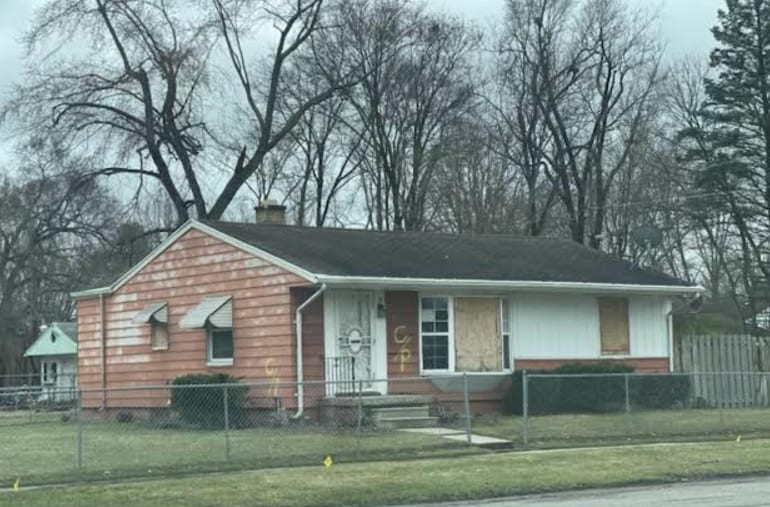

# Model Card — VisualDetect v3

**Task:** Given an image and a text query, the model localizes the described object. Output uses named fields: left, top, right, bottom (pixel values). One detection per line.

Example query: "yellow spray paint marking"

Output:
left=392, top=326, right=412, bottom=373
left=322, top=455, right=334, bottom=468
left=265, top=358, right=280, bottom=397
left=12, top=478, right=19, bottom=492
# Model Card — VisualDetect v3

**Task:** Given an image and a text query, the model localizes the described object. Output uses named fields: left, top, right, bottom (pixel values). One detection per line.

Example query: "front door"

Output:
left=331, top=290, right=379, bottom=394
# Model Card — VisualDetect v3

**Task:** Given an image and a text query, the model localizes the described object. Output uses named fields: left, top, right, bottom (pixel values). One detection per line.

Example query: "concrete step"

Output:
left=376, top=416, right=439, bottom=429
left=371, top=406, right=430, bottom=421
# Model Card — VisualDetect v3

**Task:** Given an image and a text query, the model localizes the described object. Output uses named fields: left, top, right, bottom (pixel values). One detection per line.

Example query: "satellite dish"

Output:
left=631, top=225, right=663, bottom=248
left=688, top=295, right=704, bottom=313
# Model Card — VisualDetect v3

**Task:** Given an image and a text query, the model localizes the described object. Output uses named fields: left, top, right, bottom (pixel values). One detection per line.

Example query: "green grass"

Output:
left=7, top=438, right=770, bottom=507
left=7, top=406, right=770, bottom=491
left=473, top=408, right=770, bottom=448
left=0, top=418, right=476, bottom=487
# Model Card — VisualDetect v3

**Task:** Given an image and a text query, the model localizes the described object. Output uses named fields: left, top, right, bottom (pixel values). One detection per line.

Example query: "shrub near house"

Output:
left=505, top=363, right=692, bottom=415
left=170, top=373, right=247, bottom=429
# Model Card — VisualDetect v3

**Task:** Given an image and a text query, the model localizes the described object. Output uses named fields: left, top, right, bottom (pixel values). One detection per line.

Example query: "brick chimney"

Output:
left=255, top=199, right=286, bottom=224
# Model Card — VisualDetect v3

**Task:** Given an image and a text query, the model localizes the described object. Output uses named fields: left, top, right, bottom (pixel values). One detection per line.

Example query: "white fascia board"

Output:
left=70, top=220, right=318, bottom=300
left=315, top=275, right=705, bottom=296
left=70, top=286, right=112, bottom=298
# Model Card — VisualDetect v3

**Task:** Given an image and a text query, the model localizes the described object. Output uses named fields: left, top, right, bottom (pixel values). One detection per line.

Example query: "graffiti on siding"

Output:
left=265, top=358, right=280, bottom=397
left=392, top=325, right=412, bottom=373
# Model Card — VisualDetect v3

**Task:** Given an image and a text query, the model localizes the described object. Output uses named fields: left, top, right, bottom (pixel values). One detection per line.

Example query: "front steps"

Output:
left=371, top=405, right=438, bottom=429
left=319, top=394, right=437, bottom=428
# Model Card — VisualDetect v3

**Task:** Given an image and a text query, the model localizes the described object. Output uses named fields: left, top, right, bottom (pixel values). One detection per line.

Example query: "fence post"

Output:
left=463, top=372, right=472, bottom=445
left=522, top=370, right=529, bottom=446
left=356, top=379, right=364, bottom=433
left=356, top=379, right=364, bottom=458
left=624, top=374, right=631, bottom=414
left=223, top=386, right=230, bottom=461
left=75, top=389, right=83, bottom=468
left=623, top=373, right=631, bottom=438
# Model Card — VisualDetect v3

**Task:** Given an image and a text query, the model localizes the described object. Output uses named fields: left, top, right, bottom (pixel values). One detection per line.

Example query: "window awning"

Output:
left=179, top=296, right=232, bottom=329
left=131, top=302, right=168, bottom=324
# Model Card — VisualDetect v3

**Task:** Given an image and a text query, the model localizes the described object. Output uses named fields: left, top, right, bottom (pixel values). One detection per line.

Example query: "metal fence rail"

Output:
left=516, top=371, right=770, bottom=447
left=8, top=371, right=770, bottom=486
left=0, top=375, right=476, bottom=486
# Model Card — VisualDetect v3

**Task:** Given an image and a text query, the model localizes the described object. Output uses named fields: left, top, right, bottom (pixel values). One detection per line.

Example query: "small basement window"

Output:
left=208, top=327, right=234, bottom=366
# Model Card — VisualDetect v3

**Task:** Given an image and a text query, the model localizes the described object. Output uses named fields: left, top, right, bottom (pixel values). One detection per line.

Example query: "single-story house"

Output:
left=71, top=207, right=702, bottom=414
left=23, top=322, right=78, bottom=401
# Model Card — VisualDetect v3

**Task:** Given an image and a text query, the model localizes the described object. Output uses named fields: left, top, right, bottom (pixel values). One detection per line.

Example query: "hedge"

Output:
left=170, top=373, right=248, bottom=429
left=505, top=362, right=691, bottom=415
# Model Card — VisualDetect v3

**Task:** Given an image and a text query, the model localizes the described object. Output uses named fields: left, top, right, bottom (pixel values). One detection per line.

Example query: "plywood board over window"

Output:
left=599, top=297, right=629, bottom=355
left=454, top=297, right=501, bottom=371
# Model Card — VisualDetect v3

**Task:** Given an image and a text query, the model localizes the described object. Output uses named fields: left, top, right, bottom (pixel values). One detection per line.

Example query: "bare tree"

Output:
left=330, top=0, right=480, bottom=230
left=4, top=0, right=352, bottom=226
left=0, top=151, right=117, bottom=378
left=504, top=0, right=664, bottom=247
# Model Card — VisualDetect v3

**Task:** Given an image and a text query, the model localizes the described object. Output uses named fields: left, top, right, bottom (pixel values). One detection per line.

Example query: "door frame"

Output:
left=323, top=289, right=387, bottom=395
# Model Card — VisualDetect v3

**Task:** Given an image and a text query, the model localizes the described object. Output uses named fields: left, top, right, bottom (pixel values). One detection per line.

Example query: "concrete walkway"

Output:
left=401, top=427, right=512, bottom=446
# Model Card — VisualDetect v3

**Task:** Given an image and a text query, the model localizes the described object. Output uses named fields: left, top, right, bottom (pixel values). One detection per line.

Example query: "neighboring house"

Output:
left=71, top=208, right=701, bottom=413
left=23, top=322, right=78, bottom=401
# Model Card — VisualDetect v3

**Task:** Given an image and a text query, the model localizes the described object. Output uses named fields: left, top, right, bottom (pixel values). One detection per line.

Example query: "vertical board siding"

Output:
left=677, top=334, right=770, bottom=408
left=77, top=228, right=309, bottom=408
left=512, top=293, right=670, bottom=363
left=628, top=296, right=669, bottom=357
left=511, top=294, right=600, bottom=359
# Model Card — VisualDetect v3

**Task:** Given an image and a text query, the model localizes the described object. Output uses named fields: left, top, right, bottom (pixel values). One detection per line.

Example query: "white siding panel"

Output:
left=511, top=294, right=599, bottom=358
left=629, top=296, right=669, bottom=357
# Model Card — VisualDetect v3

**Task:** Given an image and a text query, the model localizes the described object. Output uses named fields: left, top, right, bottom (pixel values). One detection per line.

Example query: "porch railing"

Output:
left=324, top=356, right=356, bottom=395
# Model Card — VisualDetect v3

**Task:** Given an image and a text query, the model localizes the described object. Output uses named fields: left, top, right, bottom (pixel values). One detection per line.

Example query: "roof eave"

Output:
left=315, top=275, right=704, bottom=295
left=70, top=286, right=112, bottom=299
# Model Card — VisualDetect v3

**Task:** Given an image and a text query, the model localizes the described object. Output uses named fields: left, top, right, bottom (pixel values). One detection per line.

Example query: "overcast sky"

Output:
left=0, top=0, right=724, bottom=165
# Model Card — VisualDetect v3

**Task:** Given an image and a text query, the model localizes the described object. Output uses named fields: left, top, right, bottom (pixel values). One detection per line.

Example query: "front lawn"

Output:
left=8, top=438, right=770, bottom=507
left=1, top=419, right=476, bottom=486
left=472, top=407, right=770, bottom=447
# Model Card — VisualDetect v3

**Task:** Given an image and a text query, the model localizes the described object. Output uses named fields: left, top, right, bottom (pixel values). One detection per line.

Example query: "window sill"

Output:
left=206, top=359, right=233, bottom=368
left=152, top=347, right=168, bottom=352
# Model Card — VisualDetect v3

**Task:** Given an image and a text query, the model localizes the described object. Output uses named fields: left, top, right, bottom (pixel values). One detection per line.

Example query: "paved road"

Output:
left=399, top=477, right=770, bottom=507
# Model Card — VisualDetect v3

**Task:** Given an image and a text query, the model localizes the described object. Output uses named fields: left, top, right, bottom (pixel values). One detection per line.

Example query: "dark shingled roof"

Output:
left=201, top=221, right=691, bottom=287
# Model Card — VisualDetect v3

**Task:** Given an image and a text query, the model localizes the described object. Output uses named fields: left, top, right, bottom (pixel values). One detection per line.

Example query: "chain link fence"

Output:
left=9, top=371, right=770, bottom=486
left=0, top=374, right=77, bottom=427
left=482, top=371, right=770, bottom=449
left=1, top=375, right=481, bottom=486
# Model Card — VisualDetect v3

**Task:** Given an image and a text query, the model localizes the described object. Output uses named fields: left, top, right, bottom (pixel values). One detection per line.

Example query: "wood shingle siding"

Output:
left=76, top=228, right=309, bottom=409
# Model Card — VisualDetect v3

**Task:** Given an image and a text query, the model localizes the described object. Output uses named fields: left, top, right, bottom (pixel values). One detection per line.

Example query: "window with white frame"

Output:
left=207, top=327, right=234, bottom=366
left=501, top=299, right=511, bottom=370
left=420, top=296, right=452, bottom=371
left=42, top=361, right=57, bottom=384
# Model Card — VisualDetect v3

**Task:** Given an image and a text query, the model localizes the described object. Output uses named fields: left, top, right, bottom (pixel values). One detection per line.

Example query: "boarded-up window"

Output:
left=151, top=321, right=169, bottom=351
left=454, top=297, right=501, bottom=371
left=599, top=298, right=629, bottom=355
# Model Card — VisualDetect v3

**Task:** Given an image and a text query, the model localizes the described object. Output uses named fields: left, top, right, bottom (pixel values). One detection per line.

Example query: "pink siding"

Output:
left=77, top=228, right=310, bottom=408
